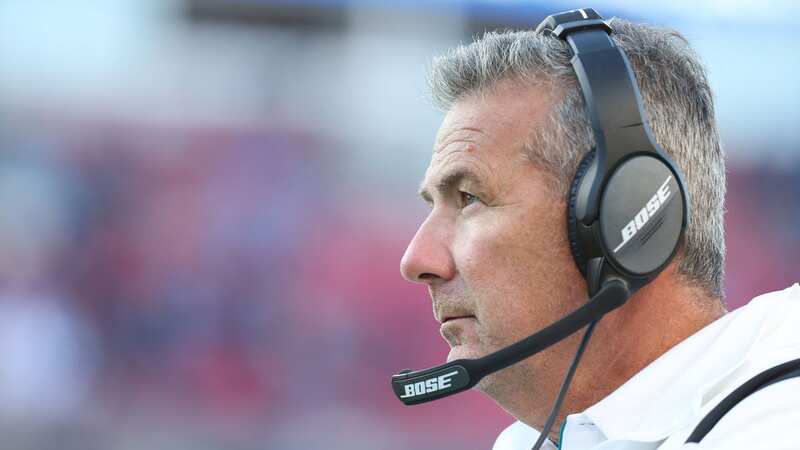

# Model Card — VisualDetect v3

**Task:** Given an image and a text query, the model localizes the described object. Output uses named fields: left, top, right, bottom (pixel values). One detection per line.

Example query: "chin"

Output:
left=446, top=343, right=485, bottom=362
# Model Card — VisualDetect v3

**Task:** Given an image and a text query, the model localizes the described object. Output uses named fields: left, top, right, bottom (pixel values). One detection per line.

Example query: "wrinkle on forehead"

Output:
left=428, top=111, right=492, bottom=179
left=434, top=123, right=486, bottom=154
left=423, top=139, right=496, bottom=196
left=434, top=95, right=533, bottom=160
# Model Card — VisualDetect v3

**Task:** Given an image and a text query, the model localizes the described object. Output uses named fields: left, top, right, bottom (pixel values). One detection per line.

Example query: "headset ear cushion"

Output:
left=567, top=150, right=596, bottom=277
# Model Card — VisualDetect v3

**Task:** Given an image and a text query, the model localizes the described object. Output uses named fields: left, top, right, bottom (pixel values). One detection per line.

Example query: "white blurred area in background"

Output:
left=0, top=1, right=797, bottom=165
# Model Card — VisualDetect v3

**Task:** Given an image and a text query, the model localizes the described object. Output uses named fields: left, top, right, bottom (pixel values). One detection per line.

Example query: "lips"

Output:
left=441, top=314, right=475, bottom=324
left=436, top=305, right=475, bottom=324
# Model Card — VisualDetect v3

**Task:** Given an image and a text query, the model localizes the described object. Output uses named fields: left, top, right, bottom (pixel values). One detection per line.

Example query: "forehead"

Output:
left=427, top=79, right=557, bottom=178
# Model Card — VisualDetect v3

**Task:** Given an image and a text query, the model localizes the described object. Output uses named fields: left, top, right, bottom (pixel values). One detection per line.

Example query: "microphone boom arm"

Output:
left=391, top=280, right=630, bottom=405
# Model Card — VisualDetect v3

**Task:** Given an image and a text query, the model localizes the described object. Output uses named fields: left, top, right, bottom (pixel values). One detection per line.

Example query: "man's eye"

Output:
left=459, top=191, right=480, bottom=208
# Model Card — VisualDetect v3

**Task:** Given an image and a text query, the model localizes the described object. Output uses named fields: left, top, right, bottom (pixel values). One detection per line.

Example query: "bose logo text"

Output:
left=399, top=370, right=459, bottom=399
left=613, top=176, right=672, bottom=253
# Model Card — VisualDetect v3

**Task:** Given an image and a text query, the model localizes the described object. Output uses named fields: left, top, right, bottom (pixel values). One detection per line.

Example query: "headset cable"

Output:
left=531, top=320, right=597, bottom=450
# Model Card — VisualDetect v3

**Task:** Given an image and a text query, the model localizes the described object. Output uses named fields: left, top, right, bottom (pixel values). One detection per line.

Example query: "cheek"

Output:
left=452, top=204, right=583, bottom=344
left=455, top=204, right=563, bottom=288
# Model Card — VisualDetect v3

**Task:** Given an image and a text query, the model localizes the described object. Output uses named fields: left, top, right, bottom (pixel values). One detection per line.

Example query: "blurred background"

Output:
left=0, top=1, right=797, bottom=449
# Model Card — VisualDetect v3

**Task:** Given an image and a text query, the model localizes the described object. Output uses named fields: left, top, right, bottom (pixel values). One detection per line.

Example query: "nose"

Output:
left=400, top=214, right=455, bottom=284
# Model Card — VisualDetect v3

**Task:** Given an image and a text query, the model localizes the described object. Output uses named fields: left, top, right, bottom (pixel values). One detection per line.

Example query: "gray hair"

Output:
left=428, top=19, right=726, bottom=299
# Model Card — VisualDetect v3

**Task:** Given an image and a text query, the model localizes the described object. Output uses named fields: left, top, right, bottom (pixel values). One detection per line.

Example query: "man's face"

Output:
left=400, top=79, right=587, bottom=397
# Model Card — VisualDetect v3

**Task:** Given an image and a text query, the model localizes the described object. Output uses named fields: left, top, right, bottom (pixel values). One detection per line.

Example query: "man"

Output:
left=399, top=13, right=800, bottom=450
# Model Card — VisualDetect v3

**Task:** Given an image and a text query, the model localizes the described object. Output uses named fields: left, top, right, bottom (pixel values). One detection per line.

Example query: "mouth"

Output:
left=441, top=314, right=476, bottom=324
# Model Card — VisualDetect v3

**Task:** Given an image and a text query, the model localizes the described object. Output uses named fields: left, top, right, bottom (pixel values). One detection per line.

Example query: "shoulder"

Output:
left=692, top=374, right=800, bottom=449
left=675, top=285, right=800, bottom=449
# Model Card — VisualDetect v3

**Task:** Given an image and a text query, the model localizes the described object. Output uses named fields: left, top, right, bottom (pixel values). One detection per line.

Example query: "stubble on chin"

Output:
left=443, top=333, right=482, bottom=363
left=440, top=323, right=462, bottom=347
left=441, top=317, right=491, bottom=362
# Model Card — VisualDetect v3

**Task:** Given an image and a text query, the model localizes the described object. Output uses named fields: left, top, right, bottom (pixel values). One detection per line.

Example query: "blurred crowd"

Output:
left=0, top=116, right=796, bottom=449
left=0, top=117, right=497, bottom=449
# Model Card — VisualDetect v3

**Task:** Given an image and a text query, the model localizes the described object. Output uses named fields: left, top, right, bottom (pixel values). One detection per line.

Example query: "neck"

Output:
left=493, top=271, right=726, bottom=441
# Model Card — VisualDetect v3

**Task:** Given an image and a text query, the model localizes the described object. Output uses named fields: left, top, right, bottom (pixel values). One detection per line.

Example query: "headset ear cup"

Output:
left=567, top=150, right=596, bottom=277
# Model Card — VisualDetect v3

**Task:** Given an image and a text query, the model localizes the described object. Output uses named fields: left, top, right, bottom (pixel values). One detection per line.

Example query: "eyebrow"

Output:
left=418, top=168, right=483, bottom=204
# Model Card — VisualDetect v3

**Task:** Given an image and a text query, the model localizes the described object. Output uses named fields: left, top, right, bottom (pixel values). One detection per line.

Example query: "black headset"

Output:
left=391, top=9, right=689, bottom=442
left=550, top=8, right=688, bottom=297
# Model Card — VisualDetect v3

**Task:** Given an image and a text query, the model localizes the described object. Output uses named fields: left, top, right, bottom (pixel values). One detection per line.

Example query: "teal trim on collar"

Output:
left=557, top=420, right=567, bottom=449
